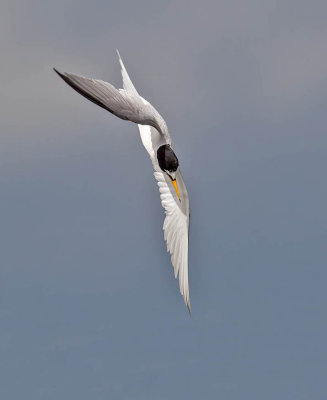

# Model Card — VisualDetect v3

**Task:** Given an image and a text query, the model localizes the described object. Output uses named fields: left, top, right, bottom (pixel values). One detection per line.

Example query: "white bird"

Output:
left=54, top=51, right=191, bottom=312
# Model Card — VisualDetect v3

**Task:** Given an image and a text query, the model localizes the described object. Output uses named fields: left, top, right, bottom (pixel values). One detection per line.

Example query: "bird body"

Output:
left=54, top=51, right=190, bottom=312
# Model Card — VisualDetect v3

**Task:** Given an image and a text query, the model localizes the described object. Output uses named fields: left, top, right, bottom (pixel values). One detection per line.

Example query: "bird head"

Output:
left=157, top=145, right=181, bottom=201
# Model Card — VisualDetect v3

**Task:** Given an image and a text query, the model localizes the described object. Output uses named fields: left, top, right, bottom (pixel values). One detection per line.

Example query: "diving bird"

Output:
left=54, top=51, right=190, bottom=312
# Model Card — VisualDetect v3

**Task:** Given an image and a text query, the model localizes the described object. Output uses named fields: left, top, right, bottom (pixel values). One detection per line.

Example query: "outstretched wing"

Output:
left=138, top=125, right=191, bottom=312
left=53, top=68, right=169, bottom=138
left=116, top=49, right=139, bottom=96
left=154, top=164, right=190, bottom=312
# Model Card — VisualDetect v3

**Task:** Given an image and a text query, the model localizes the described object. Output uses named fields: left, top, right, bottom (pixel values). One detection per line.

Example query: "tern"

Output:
left=54, top=51, right=190, bottom=312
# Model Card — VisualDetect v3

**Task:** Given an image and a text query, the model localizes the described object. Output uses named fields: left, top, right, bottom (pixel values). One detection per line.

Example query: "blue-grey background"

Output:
left=1, top=0, right=327, bottom=398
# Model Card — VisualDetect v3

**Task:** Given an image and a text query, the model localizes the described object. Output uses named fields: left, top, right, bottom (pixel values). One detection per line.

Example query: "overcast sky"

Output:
left=1, top=0, right=327, bottom=399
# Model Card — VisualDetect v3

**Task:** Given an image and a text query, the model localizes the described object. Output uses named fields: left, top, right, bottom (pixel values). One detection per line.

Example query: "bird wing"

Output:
left=154, top=164, right=191, bottom=312
left=116, top=49, right=139, bottom=96
left=53, top=68, right=168, bottom=138
left=138, top=125, right=191, bottom=312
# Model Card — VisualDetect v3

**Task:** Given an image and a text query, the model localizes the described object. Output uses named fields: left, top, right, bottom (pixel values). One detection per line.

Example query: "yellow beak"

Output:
left=170, top=177, right=181, bottom=201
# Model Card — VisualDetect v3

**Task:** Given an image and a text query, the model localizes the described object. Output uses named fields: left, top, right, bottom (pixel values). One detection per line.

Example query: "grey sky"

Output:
left=1, top=0, right=327, bottom=399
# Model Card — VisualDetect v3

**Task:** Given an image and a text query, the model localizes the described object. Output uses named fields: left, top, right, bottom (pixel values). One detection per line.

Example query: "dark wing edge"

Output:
left=53, top=68, right=129, bottom=120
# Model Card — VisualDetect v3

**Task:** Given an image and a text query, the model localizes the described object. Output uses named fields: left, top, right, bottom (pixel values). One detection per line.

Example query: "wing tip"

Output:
left=116, top=49, right=124, bottom=69
left=53, top=67, right=68, bottom=81
left=53, top=67, right=62, bottom=76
